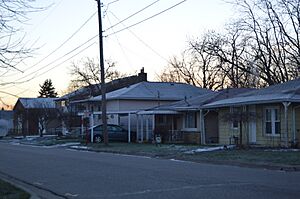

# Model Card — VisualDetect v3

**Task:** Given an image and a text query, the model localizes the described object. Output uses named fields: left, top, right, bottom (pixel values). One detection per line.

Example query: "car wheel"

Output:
left=94, top=135, right=103, bottom=143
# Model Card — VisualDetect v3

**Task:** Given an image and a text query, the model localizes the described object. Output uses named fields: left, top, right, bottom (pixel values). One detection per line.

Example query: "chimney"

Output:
left=138, top=67, right=147, bottom=81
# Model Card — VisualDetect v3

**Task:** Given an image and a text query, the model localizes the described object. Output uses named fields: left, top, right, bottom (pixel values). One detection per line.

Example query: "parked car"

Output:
left=88, top=124, right=131, bottom=143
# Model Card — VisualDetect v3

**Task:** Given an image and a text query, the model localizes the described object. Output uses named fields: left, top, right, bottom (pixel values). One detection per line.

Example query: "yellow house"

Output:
left=203, top=78, right=300, bottom=148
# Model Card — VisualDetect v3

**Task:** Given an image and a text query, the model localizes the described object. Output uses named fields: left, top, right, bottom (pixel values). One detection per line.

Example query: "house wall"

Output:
left=218, top=103, right=299, bottom=147
left=117, top=100, right=173, bottom=112
left=90, top=99, right=175, bottom=130
left=293, top=105, right=300, bottom=148
left=180, top=111, right=201, bottom=144
left=205, top=111, right=219, bottom=143
left=218, top=108, right=240, bottom=145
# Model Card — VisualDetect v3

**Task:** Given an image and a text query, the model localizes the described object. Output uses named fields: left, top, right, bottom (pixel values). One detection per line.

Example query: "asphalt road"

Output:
left=0, top=142, right=299, bottom=199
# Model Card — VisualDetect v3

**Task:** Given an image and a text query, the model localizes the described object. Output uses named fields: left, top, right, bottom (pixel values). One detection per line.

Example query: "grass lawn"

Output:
left=0, top=179, right=30, bottom=199
left=86, top=142, right=199, bottom=157
left=14, top=136, right=300, bottom=169
left=181, top=149, right=300, bottom=166
left=84, top=143, right=300, bottom=167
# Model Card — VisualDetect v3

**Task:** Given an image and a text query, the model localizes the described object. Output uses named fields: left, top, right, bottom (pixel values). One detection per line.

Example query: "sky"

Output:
left=0, top=0, right=235, bottom=108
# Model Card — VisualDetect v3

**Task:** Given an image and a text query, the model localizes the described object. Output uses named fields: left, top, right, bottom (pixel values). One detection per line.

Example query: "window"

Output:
left=185, top=112, right=197, bottom=128
left=230, top=107, right=241, bottom=129
left=265, top=108, right=280, bottom=135
left=232, top=120, right=239, bottom=129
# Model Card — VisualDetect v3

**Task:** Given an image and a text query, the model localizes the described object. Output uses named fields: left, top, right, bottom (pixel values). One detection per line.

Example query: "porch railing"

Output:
left=165, top=130, right=184, bottom=143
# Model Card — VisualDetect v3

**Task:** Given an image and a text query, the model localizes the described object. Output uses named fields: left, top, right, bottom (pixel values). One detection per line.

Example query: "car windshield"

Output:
left=94, top=125, right=124, bottom=132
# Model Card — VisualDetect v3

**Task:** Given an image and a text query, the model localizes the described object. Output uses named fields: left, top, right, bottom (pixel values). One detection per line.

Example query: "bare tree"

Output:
left=69, top=57, right=127, bottom=91
left=160, top=0, right=299, bottom=89
left=0, top=0, right=44, bottom=72
left=158, top=34, right=224, bottom=90
left=222, top=107, right=257, bottom=147
left=230, top=0, right=300, bottom=85
left=32, top=101, right=58, bottom=137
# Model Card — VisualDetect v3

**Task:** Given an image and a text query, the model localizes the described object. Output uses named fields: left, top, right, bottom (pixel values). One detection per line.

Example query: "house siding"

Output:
left=218, top=108, right=240, bottom=145
left=293, top=105, right=300, bottom=147
left=218, top=103, right=300, bottom=147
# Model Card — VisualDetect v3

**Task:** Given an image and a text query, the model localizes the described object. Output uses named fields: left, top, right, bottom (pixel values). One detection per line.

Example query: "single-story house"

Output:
left=72, top=81, right=213, bottom=142
left=13, top=98, right=60, bottom=136
left=138, top=88, right=254, bottom=144
left=203, top=78, right=300, bottom=148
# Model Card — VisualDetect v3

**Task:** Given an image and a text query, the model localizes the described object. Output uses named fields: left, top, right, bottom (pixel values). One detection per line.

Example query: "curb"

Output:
left=0, top=174, right=40, bottom=199
left=0, top=172, right=66, bottom=199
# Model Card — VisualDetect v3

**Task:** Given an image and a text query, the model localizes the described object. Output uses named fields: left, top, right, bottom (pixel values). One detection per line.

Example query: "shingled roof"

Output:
left=138, top=88, right=254, bottom=114
left=14, top=98, right=57, bottom=109
left=203, top=78, right=300, bottom=108
left=76, top=81, right=212, bottom=103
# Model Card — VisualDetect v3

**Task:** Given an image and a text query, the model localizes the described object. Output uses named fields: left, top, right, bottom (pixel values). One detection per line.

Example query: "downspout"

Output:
left=128, top=113, right=131, bottom=143
left=199, top=109, right=204, bottom=144
left=200, top=109, right=209, bottom=145
left=283, top=102, right=291, bottom=148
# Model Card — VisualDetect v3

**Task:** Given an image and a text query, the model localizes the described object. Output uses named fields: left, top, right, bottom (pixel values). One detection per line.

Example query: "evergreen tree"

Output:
left=38, top=79, right=58, bottom=98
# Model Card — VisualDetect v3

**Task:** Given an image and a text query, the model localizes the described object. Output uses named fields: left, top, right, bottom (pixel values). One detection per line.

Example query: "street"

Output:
left=0, top=142, right=299, bottom=199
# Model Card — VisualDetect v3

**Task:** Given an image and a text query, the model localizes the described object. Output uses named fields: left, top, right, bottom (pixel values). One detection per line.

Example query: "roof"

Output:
left=0, top=111, right=13, bottom=119
left=57, top=69, right=147, bottom=101
left=16, top=98, right=57, bottom=109
left=138, top=88, right=254, bottom=114
left=75, top=81, right=212, bottom=103
left=203, top=78, right=300, bottom=108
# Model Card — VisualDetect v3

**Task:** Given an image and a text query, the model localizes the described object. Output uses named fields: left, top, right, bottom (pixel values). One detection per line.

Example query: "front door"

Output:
left=248, top=105, right=256, bottom=144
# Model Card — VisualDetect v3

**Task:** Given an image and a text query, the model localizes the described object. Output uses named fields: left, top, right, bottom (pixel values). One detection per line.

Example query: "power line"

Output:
left=0, top=91, right=19, bottom=98
left=32, top=42, right=97, bottom=80
left=103, top=0, right=122, bottom=17
left=109, top=11, right=169, bottom=63
left=105, top=0, right=187, bottom=37
left=0, top=35, right=98, bottom=87
left=104, top=0, right=161, bottom=32
left=16, top=11, right=97, bottom=75
left=4, top=42, right=97, bottom=87
left=0, top=37, right=41, bottom=78
left=105, top=12, right=133, bottom=70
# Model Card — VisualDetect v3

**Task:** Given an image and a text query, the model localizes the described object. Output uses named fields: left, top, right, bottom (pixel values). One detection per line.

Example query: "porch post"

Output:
left=128, top=113, right=131, bottom=143
left=152, top=114, right=155, bottom=138
left=81, top=115, right=84, bottom=137
left=171, top=115, right=174, bottom=142
left=136, top=114, right=139, bottom=142
left=146, top=117, right=149, bottom=141
left=283, top=102, right=291, bottom=148
left=200, top=109, right=205, bottom=145
left=292, top=108, right=296, bottom=145
left=90, top=113, right=94, bottom=143
left=141, top=115, right=144, bottom=142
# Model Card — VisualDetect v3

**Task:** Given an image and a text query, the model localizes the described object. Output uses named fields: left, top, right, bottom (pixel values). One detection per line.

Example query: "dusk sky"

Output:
left=0, top=0, right=234, bottom=107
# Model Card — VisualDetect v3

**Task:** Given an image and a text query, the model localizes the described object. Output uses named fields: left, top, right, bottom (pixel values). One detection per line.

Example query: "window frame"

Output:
left=264, top=107, right=281, bottom=136
left=184, top=112, right=197, bottom=129
left=230, top=106, right=241, bottom=129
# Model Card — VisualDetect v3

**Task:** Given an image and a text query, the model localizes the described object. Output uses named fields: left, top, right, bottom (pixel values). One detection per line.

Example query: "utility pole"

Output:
left=96, top=0, right=108, bottom=145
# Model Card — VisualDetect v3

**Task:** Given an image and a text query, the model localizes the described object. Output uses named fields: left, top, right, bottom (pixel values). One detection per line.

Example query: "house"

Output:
left=203, top=78, right=300, bottom=148
left=138, top=88, right=253, bottom=144
left=0, top=110, right=13, bottom=137
left=55, top=69, right=147, bottom=113
left=72, top=81, right=213, bottom=142
left=55, top=69, right=148, bottom=134
left=13, top=98, right=60, bottom=136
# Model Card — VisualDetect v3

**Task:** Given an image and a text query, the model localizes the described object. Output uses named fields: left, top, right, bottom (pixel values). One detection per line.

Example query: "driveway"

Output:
left=0, top=142, right=299, bottom=199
